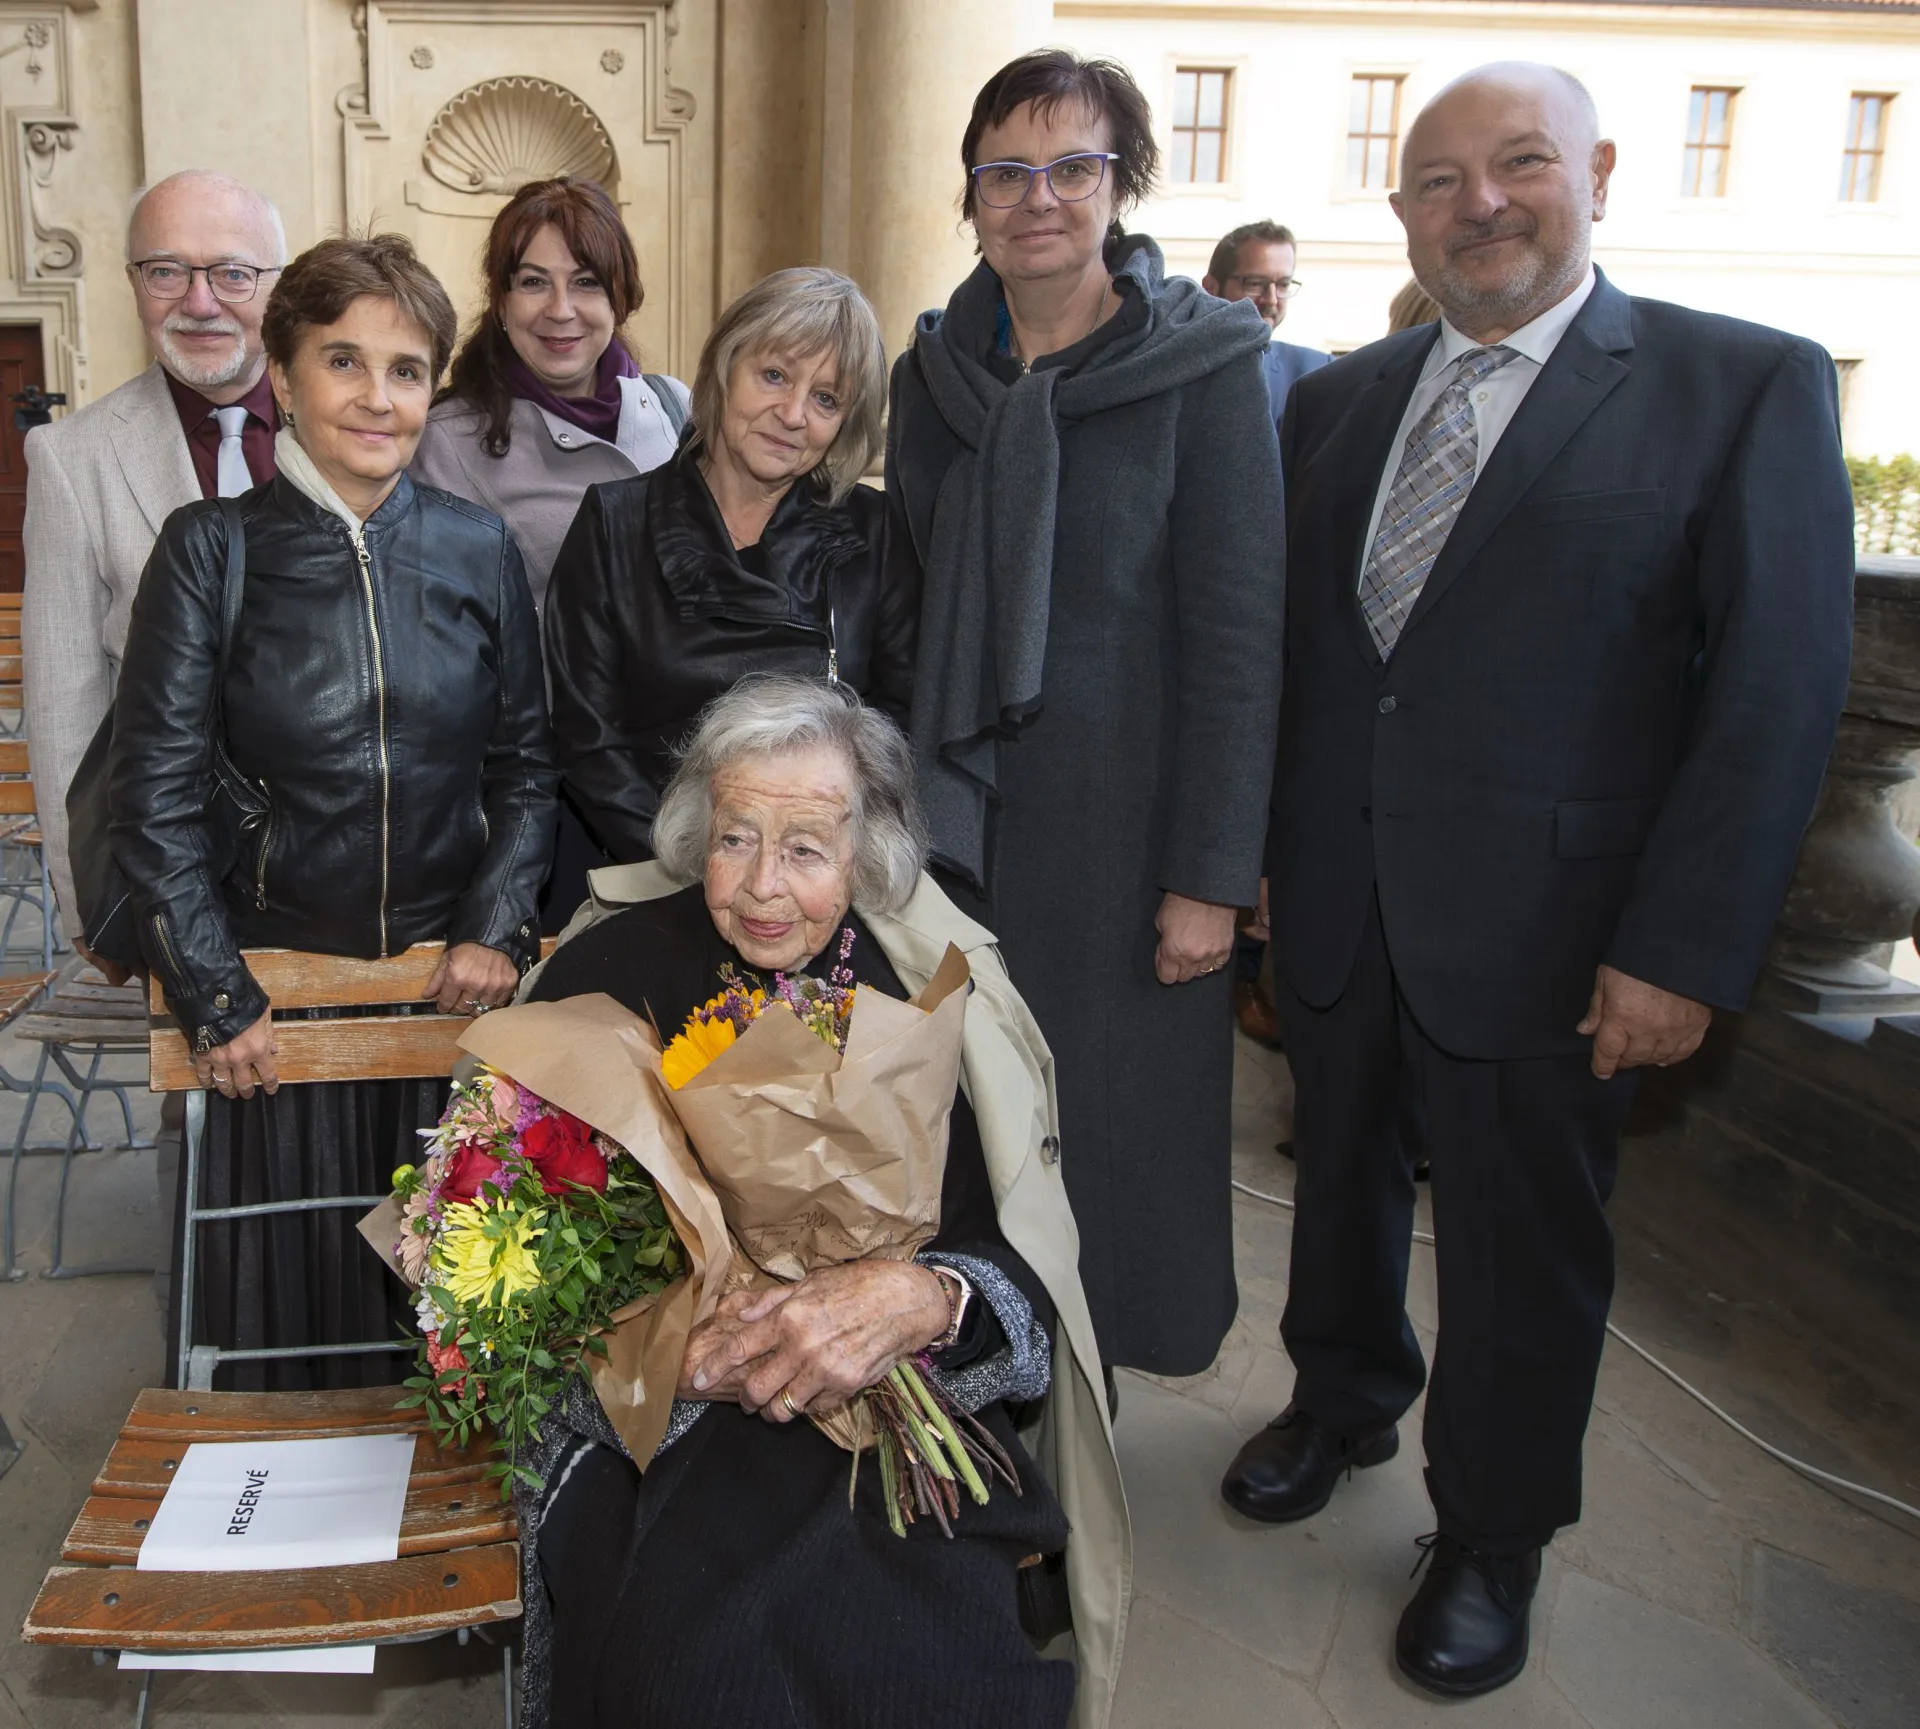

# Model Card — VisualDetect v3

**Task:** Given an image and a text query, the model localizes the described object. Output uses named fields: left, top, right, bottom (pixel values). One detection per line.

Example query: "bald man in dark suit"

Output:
left=1223, top=63, right=1853, bottom=1696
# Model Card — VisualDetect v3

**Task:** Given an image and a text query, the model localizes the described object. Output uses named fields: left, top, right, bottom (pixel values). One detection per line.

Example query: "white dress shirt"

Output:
left=1361, top=268, right=1597, bottom=564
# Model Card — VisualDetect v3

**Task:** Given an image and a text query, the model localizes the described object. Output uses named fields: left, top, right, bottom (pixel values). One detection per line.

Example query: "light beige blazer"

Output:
left=23, top=362, right=200, bottom=921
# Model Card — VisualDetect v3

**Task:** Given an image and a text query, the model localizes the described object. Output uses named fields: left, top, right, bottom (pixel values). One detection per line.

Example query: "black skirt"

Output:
left=166, top=1076, right=446, bottom=1391
left=546, top=1403, right=1074, bottom=1728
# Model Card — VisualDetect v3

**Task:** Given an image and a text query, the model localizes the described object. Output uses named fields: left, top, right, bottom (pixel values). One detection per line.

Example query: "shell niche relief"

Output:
left=422, top=76, right=618, bottom=197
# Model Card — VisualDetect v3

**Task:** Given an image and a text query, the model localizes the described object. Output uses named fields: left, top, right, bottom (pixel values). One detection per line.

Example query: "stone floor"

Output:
left=1, top=1002, right=1917, bottom=1727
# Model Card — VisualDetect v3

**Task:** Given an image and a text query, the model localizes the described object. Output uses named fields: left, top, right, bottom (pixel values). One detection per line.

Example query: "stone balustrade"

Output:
left=1763, top=555, right=1920, bottom=1014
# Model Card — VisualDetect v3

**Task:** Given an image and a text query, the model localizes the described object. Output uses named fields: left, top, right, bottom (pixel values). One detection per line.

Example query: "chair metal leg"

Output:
left=38, top=845, right=52, bottom=971
left=4, top=1043, right=61, bottom=1280
left=132, top=1669, right=152, bottom=1729
left=503, top=1638, right=514, bottom=1729
left=0, top=1406, right=23, bottom=1481
left=44, top=1044, right=157, bottom=1281
left=175, top=1091, right=205, bottom=1390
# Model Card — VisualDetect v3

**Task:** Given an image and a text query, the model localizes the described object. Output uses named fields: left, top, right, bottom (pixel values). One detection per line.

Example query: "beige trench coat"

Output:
left=531, top=861, right=1134, bottom=1729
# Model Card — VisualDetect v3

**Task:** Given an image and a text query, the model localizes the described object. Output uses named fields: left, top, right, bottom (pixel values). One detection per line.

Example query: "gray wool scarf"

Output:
left=906, top=235, right=1272, bottom=888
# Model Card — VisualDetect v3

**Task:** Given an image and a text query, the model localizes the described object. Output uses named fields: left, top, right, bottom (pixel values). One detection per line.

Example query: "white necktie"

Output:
left=213, top=404, right=251, bottom=498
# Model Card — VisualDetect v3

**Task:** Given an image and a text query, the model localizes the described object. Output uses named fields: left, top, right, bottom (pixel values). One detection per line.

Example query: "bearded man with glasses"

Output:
left=21, top=167, right=285, bottom=1317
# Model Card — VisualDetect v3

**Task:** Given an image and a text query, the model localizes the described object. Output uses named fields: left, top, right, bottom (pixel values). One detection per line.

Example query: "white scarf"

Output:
left=273, top=425, right=375, bottom=541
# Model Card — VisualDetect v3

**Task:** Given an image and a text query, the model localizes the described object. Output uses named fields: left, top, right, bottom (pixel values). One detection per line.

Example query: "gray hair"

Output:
left=126, top=171, right=288, bottom=265
left=689, top=267, right=886, bottom=507
left=652, top=676, right=929, bottom=916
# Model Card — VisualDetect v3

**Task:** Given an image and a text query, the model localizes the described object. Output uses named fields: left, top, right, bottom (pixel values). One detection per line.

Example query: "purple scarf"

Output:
left=500, top=338, right=639, bottom=445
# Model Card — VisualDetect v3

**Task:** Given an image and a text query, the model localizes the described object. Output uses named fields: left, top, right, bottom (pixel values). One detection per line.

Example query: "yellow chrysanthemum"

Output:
left=661, top=1013, right=737, bottom=1090
left=432, top=1201, right=544, bottom=1308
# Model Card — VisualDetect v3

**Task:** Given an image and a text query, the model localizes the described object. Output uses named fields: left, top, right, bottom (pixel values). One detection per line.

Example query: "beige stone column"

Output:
left=845, top=0, right=1055, bottom=360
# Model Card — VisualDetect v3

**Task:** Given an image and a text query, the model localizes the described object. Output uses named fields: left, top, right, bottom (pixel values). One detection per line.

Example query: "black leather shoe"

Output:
left=1220, top=1402, right=1398, bottom=1523
left=1395, top=1534, right=1541, bottom=1696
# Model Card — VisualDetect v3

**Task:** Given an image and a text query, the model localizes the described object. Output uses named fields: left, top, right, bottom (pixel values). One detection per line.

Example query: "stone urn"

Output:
left=1766, top=557, right=1920, bottom=1013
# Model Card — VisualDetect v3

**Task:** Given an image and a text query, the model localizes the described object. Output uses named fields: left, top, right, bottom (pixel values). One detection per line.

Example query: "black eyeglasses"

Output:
left=130, top=259, right=281, bottom=304
left=970, top=153, right=1120, bottom=209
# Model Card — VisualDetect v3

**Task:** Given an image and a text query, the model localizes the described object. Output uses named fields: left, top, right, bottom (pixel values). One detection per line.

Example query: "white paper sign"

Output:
left=135, top=1433, right=414, bottom=1572
left=120, top=1432, right=415, bottom=1675
left=119, top=1645, right=376, bottom=1674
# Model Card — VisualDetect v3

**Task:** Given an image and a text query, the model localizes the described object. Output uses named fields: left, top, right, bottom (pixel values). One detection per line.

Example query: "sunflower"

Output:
left=432, top=1201, right=544, bottom=1308
left=661, top=1012, right=738, bottom=1090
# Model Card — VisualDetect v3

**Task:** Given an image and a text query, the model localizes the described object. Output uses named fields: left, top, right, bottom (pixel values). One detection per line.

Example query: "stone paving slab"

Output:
left=0, top=1021, right=1914, bottom=1724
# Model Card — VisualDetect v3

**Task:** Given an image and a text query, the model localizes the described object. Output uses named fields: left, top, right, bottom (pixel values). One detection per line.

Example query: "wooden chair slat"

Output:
left=0, top=781, right=35, bottom=814
left=124, top=1386, right=427, bottom=1437
left=0, top=654, right=21, bottom=680
left=148, top=1014, right=471, bottom=1092
left=0, top=970, right=54, bottom=1023
left=18, top=1017, right=148, bottom=1049
left=146, top=940, right=558, bottom=1015
left=62, top=1479, right=517, bottom=1566
left=22, top=1542, right=522, bottom=1649
left=0, top=739, right=28, bottom=772
left=94, top=1430, right=496, bottom=1499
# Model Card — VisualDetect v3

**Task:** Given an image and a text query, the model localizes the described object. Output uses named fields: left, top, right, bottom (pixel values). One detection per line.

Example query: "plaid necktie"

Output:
left=1358, top=345, right=1519, bottom=657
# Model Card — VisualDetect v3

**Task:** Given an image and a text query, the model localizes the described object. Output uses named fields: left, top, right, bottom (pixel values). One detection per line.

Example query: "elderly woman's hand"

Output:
left=424, top=942, right=518, bottom=1014
left=679, top=1261, right=953, bottom=1422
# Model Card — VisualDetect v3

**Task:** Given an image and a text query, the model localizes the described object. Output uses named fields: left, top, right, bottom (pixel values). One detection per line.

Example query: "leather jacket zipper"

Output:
left=148, top=913, right=199, bottom=1045
left=351, top=531, right=392, bottom=956
left=252, top=780, right=273, bottom=911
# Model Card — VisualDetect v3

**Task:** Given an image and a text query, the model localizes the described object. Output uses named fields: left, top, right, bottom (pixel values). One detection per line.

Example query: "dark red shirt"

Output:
left=163, top=368, right=279, bottom=500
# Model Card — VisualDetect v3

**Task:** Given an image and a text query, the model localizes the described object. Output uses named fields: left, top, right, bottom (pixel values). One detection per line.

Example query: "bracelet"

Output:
left=928, top=1264, right=973, bottom=1352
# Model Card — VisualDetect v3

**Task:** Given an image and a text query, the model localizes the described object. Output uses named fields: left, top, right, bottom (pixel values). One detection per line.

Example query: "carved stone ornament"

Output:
left=422, top=76, right=617, bottom=197
left=23, top=118, right=81, bottom=278
left=601, top=49, right=624, bottom=74
left=410, top=44, right=433, bottom=70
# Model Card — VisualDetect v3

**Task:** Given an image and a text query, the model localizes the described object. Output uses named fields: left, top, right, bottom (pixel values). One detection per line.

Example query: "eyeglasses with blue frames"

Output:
left=130, top=259, right=282, bottom=303
left=970, top=153, right=1120, bottom=209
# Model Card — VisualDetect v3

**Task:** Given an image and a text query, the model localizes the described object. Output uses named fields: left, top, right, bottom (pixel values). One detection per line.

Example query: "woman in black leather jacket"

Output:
left=110, top=235, right=556, bottom=1388
left=543, top=266, right=917, bottom=868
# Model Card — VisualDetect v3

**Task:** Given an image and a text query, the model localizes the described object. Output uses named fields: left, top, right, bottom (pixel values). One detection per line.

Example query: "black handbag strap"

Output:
left=207, top=497, right=248, bottom=786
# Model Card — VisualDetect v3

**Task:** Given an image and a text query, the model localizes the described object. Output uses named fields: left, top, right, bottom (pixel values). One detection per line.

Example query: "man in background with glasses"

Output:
left=1203, top=219, right=1329, bottom=436
left=21, top=167, right=285, bottom=1314
left=23, top=167, right=285, bottom=935
left=1203, top=219, right=1328, bottom=1049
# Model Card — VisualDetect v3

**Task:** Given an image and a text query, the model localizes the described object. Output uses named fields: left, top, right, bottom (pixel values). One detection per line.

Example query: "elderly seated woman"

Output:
left=518, top=675, right=1127, bottom=1729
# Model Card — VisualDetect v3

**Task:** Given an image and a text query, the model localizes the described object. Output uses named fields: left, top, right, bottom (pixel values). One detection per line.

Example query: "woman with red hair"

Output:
left=413, top=175, right=688, bottom=923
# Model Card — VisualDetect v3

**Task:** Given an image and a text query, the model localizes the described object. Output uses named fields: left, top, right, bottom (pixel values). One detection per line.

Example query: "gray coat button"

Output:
left=1378, top=695, right=1398, bottom=715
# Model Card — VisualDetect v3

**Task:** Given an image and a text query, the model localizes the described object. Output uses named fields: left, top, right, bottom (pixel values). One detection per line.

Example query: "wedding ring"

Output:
left=780, top=1389, right=799, bottom=1418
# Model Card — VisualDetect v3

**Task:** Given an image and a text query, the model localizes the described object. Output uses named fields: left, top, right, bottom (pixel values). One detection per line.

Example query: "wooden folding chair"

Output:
left=0, top=737, right=58, bottom=968
left=0, top=595, right=22, bottom=734
left=20, top=940, right=552, bottom=1722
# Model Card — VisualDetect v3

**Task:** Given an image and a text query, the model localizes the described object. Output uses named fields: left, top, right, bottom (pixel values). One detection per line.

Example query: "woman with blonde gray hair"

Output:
left=542, top=265, right=917, bottom=870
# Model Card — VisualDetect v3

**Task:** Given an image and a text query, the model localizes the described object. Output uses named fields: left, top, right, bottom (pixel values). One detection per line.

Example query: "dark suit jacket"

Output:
left=1268, top=270, right=1854, bottom=1059
left=1262, top=339, right=1331, bottom=428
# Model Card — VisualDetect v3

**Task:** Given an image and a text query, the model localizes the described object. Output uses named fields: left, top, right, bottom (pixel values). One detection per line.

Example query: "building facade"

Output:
left=3, top=0, right=1915, bottom=458
left=1064, top=0, right=1920, bottom=456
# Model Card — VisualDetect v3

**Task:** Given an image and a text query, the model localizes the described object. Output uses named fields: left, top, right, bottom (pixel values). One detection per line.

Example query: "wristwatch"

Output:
left=929, top=1264, right=974, bottom=1352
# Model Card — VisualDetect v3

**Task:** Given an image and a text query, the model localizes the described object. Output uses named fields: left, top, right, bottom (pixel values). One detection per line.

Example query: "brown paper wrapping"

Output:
left=359, top=993, right=735, bottom=1467
left=664, top=945, right=972, bottom=1283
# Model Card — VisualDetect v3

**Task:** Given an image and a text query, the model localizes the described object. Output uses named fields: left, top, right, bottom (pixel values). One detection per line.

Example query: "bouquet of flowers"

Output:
left=361, top=995, right=737, bottom=1497
left=660, top=939, right=1019, bottom=1537
left=383, top=1067, right=684, bottom=1495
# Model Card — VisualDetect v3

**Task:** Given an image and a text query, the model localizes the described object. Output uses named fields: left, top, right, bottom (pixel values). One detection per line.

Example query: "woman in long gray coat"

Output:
left=886, top=49, right=1285, bottom=1377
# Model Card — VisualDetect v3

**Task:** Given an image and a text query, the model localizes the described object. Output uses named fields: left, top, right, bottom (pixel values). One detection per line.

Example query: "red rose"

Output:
left=521, top=1112, right=607, bottom=1195
left=426, top=1334, right=469, bottom=1398
left=441, top=1142, right=508, bottom=1203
